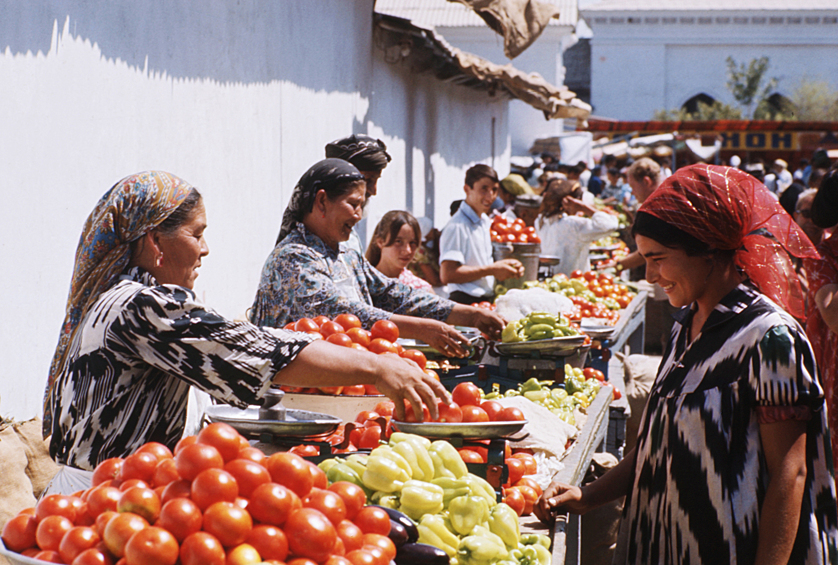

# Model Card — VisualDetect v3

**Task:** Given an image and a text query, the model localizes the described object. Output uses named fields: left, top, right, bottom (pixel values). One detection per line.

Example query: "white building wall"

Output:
left=584, top=11, right=838, bottom=120
left=0, top=0, right=509, bottom=421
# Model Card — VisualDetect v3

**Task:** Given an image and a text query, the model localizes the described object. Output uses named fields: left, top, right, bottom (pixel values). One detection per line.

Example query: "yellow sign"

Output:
left=720, top=132, right=799, bottom=151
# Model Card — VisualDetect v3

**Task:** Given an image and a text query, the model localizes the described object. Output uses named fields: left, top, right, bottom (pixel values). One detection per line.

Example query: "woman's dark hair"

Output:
left=540, top=179, right=582, bottom=219
left=811, top=168, right=838, bottom=228
left=465, top=164, right=499, bottom=187
left=632, top=211, right=735, bottom=260
left=299, top=178, right=366, bottom=220
left=156, top=188, right=203, bottom=235
left=365, top=210, right=421, bottom=267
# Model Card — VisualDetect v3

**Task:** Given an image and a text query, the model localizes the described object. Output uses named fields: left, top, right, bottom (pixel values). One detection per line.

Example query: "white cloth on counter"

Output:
left=494, top=287, right=574, bottom=322
left=535, top=212, right=619, bottom=276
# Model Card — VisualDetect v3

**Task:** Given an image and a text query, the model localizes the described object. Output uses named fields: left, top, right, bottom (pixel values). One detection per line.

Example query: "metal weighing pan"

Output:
left=495, top=335, right=586, bottom=355
left=391, top=419, right=527, bottom=439
left=205, top=405, right=341, bottom=437
left=0, top=539, right=41, bottom=565
left=580, top=323, right=616, bottom=340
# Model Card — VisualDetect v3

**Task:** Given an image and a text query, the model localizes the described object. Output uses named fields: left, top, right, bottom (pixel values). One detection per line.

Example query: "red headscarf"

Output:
left=639, top=164, right=819, bottom=319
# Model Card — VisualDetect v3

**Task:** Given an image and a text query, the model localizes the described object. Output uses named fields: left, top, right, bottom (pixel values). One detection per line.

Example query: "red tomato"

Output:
left=336, top=519, right=364, bottom=553
left=236, top=447, right=267, bottom=466
left=1, top=513, right=38, bottom=552
left=94, top=511, right=116, bottom=538
left=226, top=543, right=261, bottom=565
left=32, top=550, right=63, bottom=563
left=36, top=494, right=78, bottom=523
left=151, top=457, right=180, bottom=488
left=498, top=406, right=526, bottom=422
left=284, top=322, right=297, bottom=330
left=451, top=382, right=482, bottom=407
left=334, top=314, right=362, bottom=331
left=352, top=506, right=390, bottom=536
left=504, top=458, right=526, bottom=486
left=307, top=331, right=324, bottom=340
left=118, top=478, right=149, bottom=492
left=197, top=422, right=244, bottom=463
left=325, top=556, right=353, bottom=565
left=92, top=458, right=124, bottom=486
left=85, top=486, right=121, bottom=517
left=157, top=497, right=202, bottom=543
left=345, top=549, right=377, bottom=565
left=308, top=461, right=329, bottom=490
left=103, top=512, right=149, bottom=558
left=304, top=489, right=347, bottom=526
left=368, top=338, right=397, bottom=355
left=295, top=318, right=321, bottom=333
left=319, top=321, right=345, bottom=338
left=175, top=443, right=224, bottom=481
left=180, top=532, right=226, bottom=565
left=190, top=468, right=238, bottom=511
left=360, top=545, right=388, bottom=565
left=502, top=488, right=525, bottom=516
left=174, top=435, right=197, bottom=455
left=160, top=479, right=192, bottom=504
left=247, top=483, right=301, bottom=527
left=327, top=482, right=366, bottom=521
left=357, top=425, right=383, bottom=449
left=117, top=486, right=161, bottom=523
left=514, top=477, right=543, bottom=497
left=313, top=316, right=331, bottom=327
left=399, top=349, right=427, bottom=369
left=246, top=524, right=288, bottom=562
left=402, top=401, right=430, bottom=423
left=345, top=328, right=372, bottom=347
left=480, top=400, right=504, bottom=421
left=124, top=526, right=178, bottom=565
left=424, top=368, right=440, bottom=382
left=266, top=452, right=314, bottom=498
left=117, top=451, right=159, bottom=484
left=326, top=333, right=353, bottom=347
left=373, top=401, right=395, bottom=417
left=202, top=502, right=253, bottom=548
left=355, top=410, right=380, bottom=423
left=363, top=534, right=396, bottom=562
left=612, top=386, right=622, bottom=400
left=436, top=400, right=463, bottom=423
left=136, top=442, right=174, bottom=461
left=512, top=453, right=538, bottom=475
left=461, top=405, right=490, bottom=423
left=290, top=444, right=321, bottom=457
left=370, top=320, right=399, bottom=342
left=457, top=449, right=484, bottom=463
left=224, top=459, right=271, bottom=498
left=342, top=384, right=367, bottom=396
left=513, top=485, right=538, bottom=515
left=285, top=508, right=337, bottom=563
left=70, top=547, right=113, bottom=565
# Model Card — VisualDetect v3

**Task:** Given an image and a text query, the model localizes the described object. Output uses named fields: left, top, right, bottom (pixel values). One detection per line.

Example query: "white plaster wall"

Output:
left=0, top=1, right=510, bottom=421
left=585, top=13, right=838, bottom=120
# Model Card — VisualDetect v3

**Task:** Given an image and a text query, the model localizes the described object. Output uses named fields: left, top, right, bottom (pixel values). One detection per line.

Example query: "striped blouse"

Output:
left=49, top=267, right=313, bottom=470
left=617, top=283, right=838, bottom=564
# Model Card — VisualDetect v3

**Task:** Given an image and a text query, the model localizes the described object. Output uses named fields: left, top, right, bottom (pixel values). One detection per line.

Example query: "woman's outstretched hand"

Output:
left=372, top=353, right=451, bottom=421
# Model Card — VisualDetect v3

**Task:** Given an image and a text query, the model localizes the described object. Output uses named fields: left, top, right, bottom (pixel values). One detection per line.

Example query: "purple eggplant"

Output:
left=371, top=505, right=419, bottom=543
left=388, top=519, right=409, bottom=547
left=395, top=542, right=449, bottom=565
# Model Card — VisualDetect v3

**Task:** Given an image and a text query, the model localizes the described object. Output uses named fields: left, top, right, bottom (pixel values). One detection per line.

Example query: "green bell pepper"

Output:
left=326, top=462, right=364, bottom=489
left=501, top=320, right=523, bottom=343
left=429, top=440, right=468, bottom=479
left=487, top=503, right=519, bottom=548
left=458, top=534, right=508, bottom=565
left=431, top=477, right=472, bottom=506
left=362, top=448, right=411, bottom=493
left=391, top=436, right=434, bottom=481
left=520, top=533, right=551, bottom=549
left=448, top=495, right=489, bottom=536
left=399, top=480, right=444, bottom=520
left=370, top=491, right=400, bottom=509
left=318, top=459, right=339, bottom=473
left=465, top=475, right=499, bottom=507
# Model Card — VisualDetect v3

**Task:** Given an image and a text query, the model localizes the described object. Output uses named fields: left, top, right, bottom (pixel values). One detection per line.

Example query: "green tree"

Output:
left=653, top=100, right=742, bottom=121
left=725, top=56, right=778, bottom=119
left=787, top=77, right=838, bottom=121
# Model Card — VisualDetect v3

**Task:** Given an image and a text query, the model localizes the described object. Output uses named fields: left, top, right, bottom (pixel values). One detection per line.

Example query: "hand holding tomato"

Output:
left=370, top=353, right=451, bottom=422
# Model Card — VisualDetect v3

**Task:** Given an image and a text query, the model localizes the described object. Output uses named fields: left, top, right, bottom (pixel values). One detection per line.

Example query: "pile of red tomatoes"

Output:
left=490, top=216, right=541, bottom=245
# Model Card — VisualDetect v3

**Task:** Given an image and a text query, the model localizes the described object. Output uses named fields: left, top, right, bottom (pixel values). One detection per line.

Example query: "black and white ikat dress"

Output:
left=49, top=267, right=314, bottom=471
left=616, top=284, right=838, bottom=565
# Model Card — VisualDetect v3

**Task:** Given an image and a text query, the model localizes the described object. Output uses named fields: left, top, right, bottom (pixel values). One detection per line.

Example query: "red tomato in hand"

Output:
left=436, top=400, right=463, bottom=423
left=370, top=320, right=399, bottom=342
left=335, top=314, right=362, bottom=331
left=402, top=401, right=430, bottom=423
left=451, top=382, right=482, bottom=407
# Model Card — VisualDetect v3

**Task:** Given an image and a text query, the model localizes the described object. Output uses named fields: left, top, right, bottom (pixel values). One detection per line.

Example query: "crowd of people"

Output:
left=41, top=132, right=838, bottom=563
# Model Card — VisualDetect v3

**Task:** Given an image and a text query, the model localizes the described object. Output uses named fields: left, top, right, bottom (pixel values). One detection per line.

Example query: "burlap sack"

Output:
left=0, top=424, right=37, bottom=530
left=13, top=419, right=59, bottom=498
left=580, top=452, right=624, bottom=565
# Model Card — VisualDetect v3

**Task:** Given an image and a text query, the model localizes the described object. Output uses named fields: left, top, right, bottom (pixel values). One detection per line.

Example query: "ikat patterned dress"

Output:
left=49, top=267, right=313, bottom=470
left=249, top=223, right=454, bottom=328
left=616, top=284, right=838, bottom=565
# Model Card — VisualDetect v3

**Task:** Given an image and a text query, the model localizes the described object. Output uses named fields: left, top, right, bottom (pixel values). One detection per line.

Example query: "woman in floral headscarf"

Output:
left=45, top=171, right=448, bottom=478
left=536, top=164, right=837, bottom=565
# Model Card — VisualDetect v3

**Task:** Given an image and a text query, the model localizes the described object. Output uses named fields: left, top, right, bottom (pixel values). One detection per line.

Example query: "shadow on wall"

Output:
left=0, top=0, right=373, bottom=94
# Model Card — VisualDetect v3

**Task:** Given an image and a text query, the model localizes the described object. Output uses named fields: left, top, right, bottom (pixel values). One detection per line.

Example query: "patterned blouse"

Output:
left=249, top=223, right=454, bottom=328
left=398, top=268, right=433, bottom=292
left=617, top=284, right=837, bottom=565
left=805, top=235, right=838, bottom=472
left=50, top=267, right=313, bottom=470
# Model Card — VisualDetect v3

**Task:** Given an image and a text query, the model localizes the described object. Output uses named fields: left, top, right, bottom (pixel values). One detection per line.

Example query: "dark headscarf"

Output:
left=325, top=134, right=391, bottom=172
left=277, top=159, right=365, bottom=244
left=812, top=168, right=838, bottom=229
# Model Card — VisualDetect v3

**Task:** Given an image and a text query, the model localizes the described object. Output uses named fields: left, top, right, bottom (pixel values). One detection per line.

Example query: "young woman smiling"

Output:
left=536, top=164, right=838, bottom=565
left=366, top=211, right=432, bottom=292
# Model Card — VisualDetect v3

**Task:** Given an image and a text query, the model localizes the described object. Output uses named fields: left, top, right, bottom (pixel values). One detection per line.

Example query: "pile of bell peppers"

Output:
left=318, top=433, right=551, bottom=565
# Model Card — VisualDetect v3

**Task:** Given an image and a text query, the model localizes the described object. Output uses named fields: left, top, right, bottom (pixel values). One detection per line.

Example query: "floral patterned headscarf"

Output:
left=44, top=171, right=194, bottom=432
left=639, top=164, right=819, bottom=319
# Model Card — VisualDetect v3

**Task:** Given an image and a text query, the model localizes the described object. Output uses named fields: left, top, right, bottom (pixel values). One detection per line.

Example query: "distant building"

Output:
left=580, top=0, right=838, bottom=120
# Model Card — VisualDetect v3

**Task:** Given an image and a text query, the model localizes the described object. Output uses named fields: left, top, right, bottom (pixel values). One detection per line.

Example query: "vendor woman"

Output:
left=45, top=171, right=448, bottom=473
left=250, top=159, right=505, bottom=354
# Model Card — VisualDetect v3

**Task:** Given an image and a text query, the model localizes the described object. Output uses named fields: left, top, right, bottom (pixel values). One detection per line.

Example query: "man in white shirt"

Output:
left=439, top=165, right=524, bottom=304
left=772, top=158, right=793, bottom=194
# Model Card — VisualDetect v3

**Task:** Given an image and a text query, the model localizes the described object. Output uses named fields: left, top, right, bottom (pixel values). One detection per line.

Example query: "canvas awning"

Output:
left=374, top=12, right=591, bottom=122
